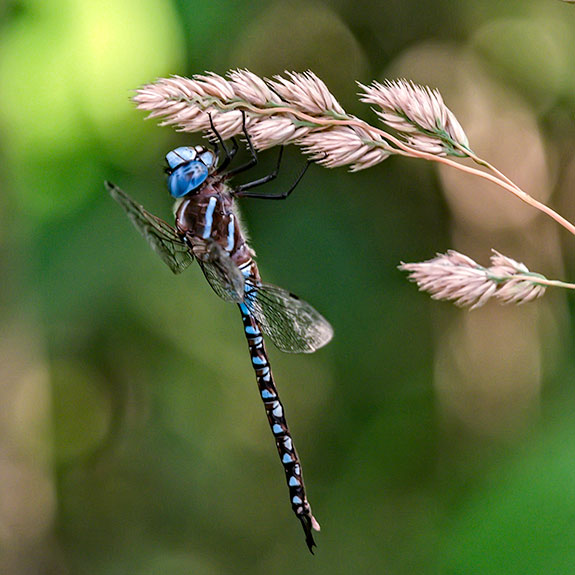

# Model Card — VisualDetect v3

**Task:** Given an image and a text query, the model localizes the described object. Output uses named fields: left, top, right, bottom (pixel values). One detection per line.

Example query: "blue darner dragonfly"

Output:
left=106, top=117, right=333, bottom=552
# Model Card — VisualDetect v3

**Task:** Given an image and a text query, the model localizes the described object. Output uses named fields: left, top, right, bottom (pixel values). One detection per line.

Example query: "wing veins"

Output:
left=106, top=181, right=193, bottom=274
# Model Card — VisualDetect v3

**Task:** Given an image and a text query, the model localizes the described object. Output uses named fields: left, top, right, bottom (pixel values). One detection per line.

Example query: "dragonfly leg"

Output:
left=209, top=113, right=238, bottom=173
left=212, top=110, right=311, bottom=199
left=233, top=154, right=311, bottom=200
left=223, top=110, right=259, bottom=178
left=232, top=108, right=312, bottom=199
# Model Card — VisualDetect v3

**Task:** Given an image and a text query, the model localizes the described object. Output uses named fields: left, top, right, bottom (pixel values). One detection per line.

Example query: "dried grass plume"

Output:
left=133, top=68, right=575, bottom=309
left=133, top=70, right=469, bottom=171
left=398, top=250, right=573, bottom=309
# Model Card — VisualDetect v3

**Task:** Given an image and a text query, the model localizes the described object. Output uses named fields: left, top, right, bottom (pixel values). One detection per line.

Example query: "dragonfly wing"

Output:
left=196, top=241, right=245, bottom=303
left=245, top=280, right=334, bottom=354
left=106, top=181, right=194, bottom=274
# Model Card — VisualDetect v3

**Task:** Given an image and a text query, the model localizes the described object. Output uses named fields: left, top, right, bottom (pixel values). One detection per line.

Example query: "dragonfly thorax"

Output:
left=166, top=146, right=217, bottom=199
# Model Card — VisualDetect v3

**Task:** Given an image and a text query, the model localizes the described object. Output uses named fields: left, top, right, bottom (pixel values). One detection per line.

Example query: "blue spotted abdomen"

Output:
left=238, top=302, right=320, bottom=550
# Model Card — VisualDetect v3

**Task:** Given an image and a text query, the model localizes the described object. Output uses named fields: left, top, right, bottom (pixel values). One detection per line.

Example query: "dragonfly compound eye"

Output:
left=168, top=161, right=209, bottom=198
left=165, top=146, right=198, bottom=170
left=199, top=149, right=215, bottom=168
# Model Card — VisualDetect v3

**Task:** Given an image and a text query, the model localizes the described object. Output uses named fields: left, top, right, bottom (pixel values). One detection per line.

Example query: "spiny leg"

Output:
left=231, top=111, right=311, bottom=199
left=233, top=153, right=311, bottom=200
left=224, top=110, right=259, bottom=178
left=238, top=303, right=320, bottom=553
left=209, top=109, right=310, bottom=199
left=208, top=113, right=238, bottom=174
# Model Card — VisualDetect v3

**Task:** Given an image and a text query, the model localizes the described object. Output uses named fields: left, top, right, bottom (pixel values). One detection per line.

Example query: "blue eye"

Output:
left=165, top=147, right=198, bottom=170
left=199, top=150, right=215, bottom=168
left=168, top=161, right=209, bottom=197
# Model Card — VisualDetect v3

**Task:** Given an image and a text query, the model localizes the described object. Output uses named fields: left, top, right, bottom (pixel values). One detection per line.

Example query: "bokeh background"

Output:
left=2, top=0, right=575, bottom=573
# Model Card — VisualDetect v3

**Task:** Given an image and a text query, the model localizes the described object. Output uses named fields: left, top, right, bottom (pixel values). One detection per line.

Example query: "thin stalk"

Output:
left=511, top=275, right=575, bottom=291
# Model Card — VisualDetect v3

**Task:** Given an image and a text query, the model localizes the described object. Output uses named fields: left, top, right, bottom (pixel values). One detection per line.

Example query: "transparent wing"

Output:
left=245, top=278, right=334, bottom=354
left=189, top=234, right=333, bottom=353
left=106, top=181, right=194, bottom=274
left=196, top=241, right=245, bottom=303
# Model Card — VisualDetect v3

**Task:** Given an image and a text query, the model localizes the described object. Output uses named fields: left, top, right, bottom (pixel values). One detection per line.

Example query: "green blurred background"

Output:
left=2, top=0, right=575, bottom=573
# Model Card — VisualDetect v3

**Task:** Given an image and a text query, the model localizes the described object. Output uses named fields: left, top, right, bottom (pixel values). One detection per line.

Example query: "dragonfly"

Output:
left=106, top=116, right=333, bottom=552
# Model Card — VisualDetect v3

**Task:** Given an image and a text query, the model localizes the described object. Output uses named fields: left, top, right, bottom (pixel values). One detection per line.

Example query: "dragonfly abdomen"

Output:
left=238, top=303, right=320, bottom=552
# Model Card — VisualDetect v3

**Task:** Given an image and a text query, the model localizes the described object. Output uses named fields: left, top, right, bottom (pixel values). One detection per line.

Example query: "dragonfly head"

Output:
left=165, top=146, right=216, bottom=198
